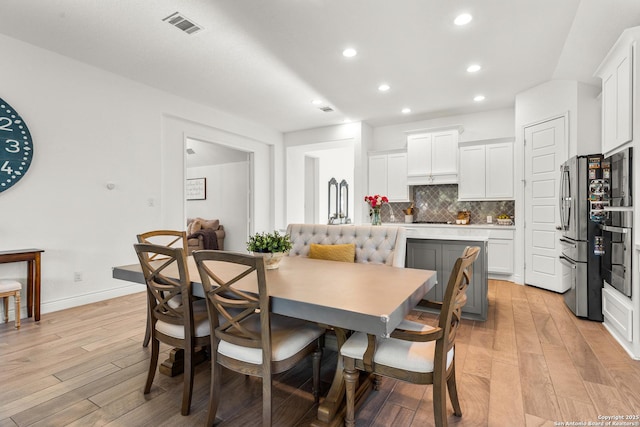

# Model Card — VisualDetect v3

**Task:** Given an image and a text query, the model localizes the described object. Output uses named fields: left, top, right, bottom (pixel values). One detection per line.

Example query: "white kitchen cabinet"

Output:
left=595, top=31, right=634, bottom=154
left=458, top=140, right=513, bottom=201
left=406, top=127, right=461, bottom=185
left=488, top=228, right=515, bottom=275
left=368, top=151, right=409, bottom=202
left=458, top=145, right=486, bottom=199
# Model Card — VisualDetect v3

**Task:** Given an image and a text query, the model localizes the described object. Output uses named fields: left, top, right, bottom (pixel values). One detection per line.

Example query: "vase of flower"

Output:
left=246, top=230, right=292, bottom=270
left=371, top=207, right=382, bottom=226
left=364, top=194, right=388, bottom=226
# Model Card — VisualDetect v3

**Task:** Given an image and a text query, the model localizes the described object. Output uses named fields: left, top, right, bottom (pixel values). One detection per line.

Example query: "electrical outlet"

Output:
left=74, top=271, right=83, bottom=282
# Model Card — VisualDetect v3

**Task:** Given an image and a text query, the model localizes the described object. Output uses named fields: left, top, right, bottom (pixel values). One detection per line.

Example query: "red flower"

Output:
left=364, top=194, right=389, bottom=209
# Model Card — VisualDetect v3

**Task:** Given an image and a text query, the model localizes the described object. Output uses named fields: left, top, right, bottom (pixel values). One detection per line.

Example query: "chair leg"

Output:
left=2, top=297, right=7, bottom=324
left=433, top=375, right=448, bottom=427
left=373, top=374, right=382, bottom=391
left=263, top=375, right=272, bottom=426
left=447, top=363, right=462, bottom=417
left=343, top=359, right=358, bottom=427
left=14, top=291, right=20, bottom=329
left=312, top=341, right=323, bottom=403
left=144, top=338, right=159, bottom=394
left=142, top=306, right=151, bottom=347
left=206, top=361, right=222, bottom=427
left=181, top=344, right=194, bottom=415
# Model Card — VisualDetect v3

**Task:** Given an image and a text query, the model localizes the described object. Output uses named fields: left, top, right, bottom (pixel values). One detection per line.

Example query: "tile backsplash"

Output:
left=381, top=184, right=515, bottom=224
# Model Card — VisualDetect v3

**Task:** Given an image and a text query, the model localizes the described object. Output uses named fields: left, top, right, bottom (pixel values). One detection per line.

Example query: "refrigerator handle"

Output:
left=600, top=225, right=630, bottom=234
left=559, top=238, right=577, bottom=247
left=559, top=255, right=577, bottom=269
left=558, top=166, right=564, bottom=230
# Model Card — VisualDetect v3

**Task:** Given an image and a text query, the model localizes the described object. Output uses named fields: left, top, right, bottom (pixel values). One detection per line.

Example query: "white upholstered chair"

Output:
left=285, top=224, right=407, bottom=267
left=136, top=230, right=189, bottom=347
left=341, top=246, right=480, bottom=427
left=134, top=243, right=210, bottom=417
left=193, top=250, right=325, bottom=427
left=0, top=279, right=22, bottom=329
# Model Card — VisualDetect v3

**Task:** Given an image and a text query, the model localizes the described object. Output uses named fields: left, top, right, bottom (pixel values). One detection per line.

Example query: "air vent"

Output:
left=319, top=106, right=334, bottom=113
left=163, top=12, right=203, bottom=34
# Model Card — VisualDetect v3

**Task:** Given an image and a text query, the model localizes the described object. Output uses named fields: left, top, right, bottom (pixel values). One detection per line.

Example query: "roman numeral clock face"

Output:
left=0, top=98, right=33, bottom=193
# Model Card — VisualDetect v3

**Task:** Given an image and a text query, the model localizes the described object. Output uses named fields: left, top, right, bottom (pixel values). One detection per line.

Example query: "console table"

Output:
left=0, top=249, right=44, bottom=321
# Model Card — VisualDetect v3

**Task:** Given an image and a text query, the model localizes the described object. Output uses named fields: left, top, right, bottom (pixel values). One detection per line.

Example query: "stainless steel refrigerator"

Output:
left=559, top=155, right=604, bottom=321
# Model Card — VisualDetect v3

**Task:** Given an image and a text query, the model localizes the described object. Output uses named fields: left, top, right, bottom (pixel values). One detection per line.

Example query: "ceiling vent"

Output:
left=318, top=105, right=334, bottom=113
left=163, top=12, right=203, bottom=35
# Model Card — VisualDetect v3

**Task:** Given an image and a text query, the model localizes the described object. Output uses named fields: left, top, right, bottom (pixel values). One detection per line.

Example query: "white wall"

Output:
left=186, top=161, right=249, bottom=252
left=372, top=108, right=516, bottom=150
left=308, top=147, right=354, bottom=224
left=0, top=33, right=282, bottom=317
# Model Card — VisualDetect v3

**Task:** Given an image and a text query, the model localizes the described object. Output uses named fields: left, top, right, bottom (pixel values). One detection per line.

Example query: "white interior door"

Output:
left=524, top=116, right=567, bottom=292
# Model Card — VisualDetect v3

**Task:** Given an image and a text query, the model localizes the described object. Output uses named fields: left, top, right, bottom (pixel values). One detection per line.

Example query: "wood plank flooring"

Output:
left=1, top=280, right=640, bottom=426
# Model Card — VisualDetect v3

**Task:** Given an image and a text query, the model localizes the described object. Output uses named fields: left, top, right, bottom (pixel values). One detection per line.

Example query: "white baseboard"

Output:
left=41, top=285, right=144, bottom=315
left=602, top=321, right=640, bottom=360
left=1, top=285, right=145, bottom=321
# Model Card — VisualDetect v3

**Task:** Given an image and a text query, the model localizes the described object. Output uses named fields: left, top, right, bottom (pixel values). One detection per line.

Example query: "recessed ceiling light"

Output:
left=454, top=13, right=473, bottom=26
left=474, top=95, right=485, bottom=102
left=312, top=99, right=322, bottom=105
left=378, top=84, right=390, bottom=92
left=401, top=108, right=411, bottom=114
left=467, top=64, right=481, bottom=73
left=342, top=48, right=357, bottom=58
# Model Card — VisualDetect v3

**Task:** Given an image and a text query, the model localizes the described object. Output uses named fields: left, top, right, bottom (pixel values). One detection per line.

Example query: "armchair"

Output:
left=186, top=218, right=225, bottom=252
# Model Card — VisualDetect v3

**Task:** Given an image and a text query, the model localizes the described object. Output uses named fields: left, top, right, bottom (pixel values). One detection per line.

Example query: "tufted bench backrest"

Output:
left=285, top=224, right=407, bottom=267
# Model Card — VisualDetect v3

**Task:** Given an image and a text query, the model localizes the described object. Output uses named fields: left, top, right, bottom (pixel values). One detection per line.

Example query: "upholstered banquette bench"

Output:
left=285, top=224, right=407, bottom=267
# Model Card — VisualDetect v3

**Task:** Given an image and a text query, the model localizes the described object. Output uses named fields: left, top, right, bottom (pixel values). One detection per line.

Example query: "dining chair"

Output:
left=0, top=279, right=22, bottom=329
left=137, top=230, right=189, bottom=347
left=193, top=250, right=325, bottom=427
left=134, top=242, right=210, bottom=416
left=341, top=246, right=480, bottom=427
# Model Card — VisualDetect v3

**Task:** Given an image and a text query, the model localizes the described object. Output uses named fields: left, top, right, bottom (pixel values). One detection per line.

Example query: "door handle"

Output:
left=556, top=225, right=562, bottom=230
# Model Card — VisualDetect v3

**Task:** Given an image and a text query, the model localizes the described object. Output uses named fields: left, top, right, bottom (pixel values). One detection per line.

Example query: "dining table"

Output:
left=113, top=254, right=437, bottom=427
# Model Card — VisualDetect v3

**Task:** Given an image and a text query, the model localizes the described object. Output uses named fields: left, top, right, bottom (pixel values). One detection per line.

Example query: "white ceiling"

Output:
left=1, top=0, right=639, bottom=133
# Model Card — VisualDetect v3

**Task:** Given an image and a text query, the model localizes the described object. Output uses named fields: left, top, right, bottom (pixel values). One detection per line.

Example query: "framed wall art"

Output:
left=186, top=177, right=206, bottom=200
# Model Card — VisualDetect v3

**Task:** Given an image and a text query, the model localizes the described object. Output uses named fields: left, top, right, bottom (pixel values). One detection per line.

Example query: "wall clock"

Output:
left=0, top=97, right=33, bottom=193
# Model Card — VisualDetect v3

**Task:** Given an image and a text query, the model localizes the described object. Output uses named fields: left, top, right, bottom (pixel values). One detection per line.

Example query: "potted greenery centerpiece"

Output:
left=246, top=230, right=293, bottom=269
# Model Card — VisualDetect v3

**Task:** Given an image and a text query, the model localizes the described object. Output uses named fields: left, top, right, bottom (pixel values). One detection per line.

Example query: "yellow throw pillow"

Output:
left=308, top=243, right=356, bottom=263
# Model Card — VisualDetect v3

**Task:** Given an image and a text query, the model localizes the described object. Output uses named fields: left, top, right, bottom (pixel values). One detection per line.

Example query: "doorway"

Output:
left=185, top=137, right=252, bottom=252
left=286, top=139, right=355, bottom=225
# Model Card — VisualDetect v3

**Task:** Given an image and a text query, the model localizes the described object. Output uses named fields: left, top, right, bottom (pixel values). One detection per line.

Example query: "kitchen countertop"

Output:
left=376, top=222, right=516, bottom=241
left=383, top=222, right=515, bottom=230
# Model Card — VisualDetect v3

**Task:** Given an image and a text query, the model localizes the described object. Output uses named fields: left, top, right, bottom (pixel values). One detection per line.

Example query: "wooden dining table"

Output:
left=113, top=254, right=437, bottom=427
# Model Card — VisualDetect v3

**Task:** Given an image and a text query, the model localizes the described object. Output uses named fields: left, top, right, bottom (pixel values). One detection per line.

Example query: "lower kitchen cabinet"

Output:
left=487, top=229, right=515, bottom=275
left=406, top=238, right=488, bottom=321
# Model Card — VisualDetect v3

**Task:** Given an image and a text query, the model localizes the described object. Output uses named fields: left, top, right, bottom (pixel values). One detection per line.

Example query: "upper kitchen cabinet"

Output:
left=595, top=27, right=638, bottom=155
left=458, top=139, right=514, bottom=201
left=368, top=150, right=409, bottom=202
left=406, top=126, right=463, bottom=185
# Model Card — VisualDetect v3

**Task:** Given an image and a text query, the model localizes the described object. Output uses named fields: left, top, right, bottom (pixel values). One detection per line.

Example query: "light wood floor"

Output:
left=1, top=280, right=640, bottom=426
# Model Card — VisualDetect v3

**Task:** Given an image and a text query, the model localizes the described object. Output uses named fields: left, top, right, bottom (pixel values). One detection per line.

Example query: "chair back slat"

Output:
left=137, top=230, right=188, bottom=261
left=194, top=251, right=270, bottom=352
left=437, top=246, right=480, bottom=355
left=134, top=243, right=195, bottom=329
